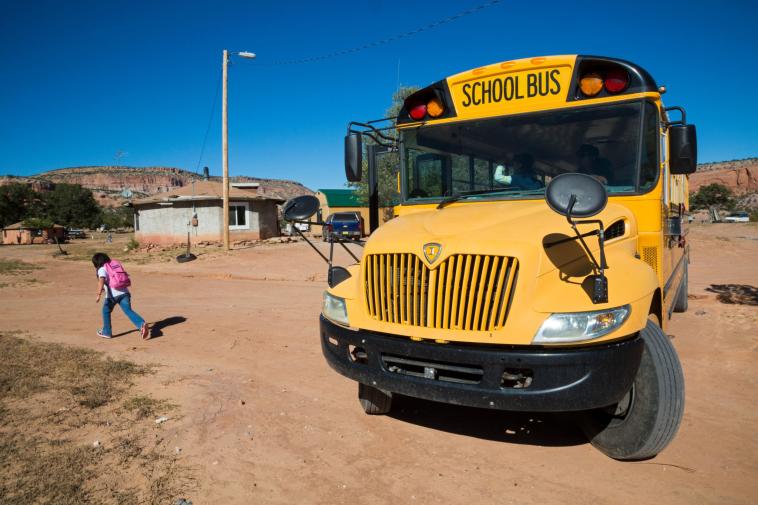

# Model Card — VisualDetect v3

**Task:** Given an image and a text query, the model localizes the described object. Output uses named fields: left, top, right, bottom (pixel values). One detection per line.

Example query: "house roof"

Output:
left=3, top=222, right=64, bottom=230
left=317, top=188, right=363, bottom=207
left=3, top=222, right=27, bottom=230
left=131, top=180, right=284, bottom=206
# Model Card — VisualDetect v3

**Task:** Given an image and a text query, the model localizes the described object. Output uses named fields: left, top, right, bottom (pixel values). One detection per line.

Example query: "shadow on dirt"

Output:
left=149, top=316, right=187, bottom=338
left=705, top=284, right=758, bottom=305
left=389, top=395, right=586, bottom=447
left=112, top=329, right=138, bottom=338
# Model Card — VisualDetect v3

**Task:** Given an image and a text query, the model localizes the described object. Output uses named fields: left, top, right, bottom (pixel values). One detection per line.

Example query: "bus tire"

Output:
left=673, top=262, right=688, bottom=313
left=579, top=320, right=684, bottom=460
left=358, top=383, right=393, bottom=415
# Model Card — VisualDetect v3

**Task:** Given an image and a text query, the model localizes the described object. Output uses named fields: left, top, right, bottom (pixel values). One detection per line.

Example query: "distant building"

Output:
left=314, top=188, right=393, bottom=236
left=1, top=222, right=65, bottom=245
left=130, top=181, right=284, bottom=245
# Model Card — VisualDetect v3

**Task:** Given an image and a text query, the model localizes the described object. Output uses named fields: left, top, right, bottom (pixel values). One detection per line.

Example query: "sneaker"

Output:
left=140, top=323, right=150, bottom=340
left=97, top=329, right=112, bottom=339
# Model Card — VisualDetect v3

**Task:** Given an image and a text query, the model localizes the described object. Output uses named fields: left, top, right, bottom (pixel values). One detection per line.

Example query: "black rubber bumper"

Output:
left=320, top=316, right=644, bottom=412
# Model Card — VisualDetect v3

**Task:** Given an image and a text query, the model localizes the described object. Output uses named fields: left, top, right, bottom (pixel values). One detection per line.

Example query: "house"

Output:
left=314, top=189, right=393, bottom=236
left=1, top=222, right=65, bottom=245
left=130, top=180, right=284, bottom=245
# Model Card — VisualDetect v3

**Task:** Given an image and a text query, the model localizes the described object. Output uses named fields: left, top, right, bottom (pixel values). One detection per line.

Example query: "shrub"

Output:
left=690, top=183, right=735, bottom=211
left=126, top=238, right=139, bottom=251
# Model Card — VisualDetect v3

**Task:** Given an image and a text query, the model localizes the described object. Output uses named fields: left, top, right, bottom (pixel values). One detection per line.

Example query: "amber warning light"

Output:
left=579, top=69, right=630, bottom=97
left=407, top=96, right=446, bottom=121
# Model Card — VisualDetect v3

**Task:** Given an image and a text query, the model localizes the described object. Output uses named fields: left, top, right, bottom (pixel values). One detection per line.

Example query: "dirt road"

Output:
left=1, top=224, right=756, bottom=504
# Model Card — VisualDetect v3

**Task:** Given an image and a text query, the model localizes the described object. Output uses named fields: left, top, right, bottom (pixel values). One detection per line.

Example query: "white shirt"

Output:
left=494, top=164, right=513, bottom=185
left=98, top=266, right=129, bottom=297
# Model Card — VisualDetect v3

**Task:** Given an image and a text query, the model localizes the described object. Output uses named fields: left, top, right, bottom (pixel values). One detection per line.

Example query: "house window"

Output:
left=229, top=202, right=250, bottom=229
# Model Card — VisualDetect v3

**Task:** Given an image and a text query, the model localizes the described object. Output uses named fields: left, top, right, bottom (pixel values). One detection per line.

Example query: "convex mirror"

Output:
left=345, top=133, right=363, bottom=182
left=669, top=124, right=697, bottom=175
left=283, top=195, right=320, bottom=221
left=546, top=173, right=608, bottom=218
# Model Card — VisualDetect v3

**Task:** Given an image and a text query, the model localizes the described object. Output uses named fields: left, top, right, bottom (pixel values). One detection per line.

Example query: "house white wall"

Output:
left=134, top=200, right=279, bottom=245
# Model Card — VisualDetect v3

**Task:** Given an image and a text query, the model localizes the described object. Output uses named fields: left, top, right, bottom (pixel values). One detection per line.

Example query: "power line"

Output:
left=264, top=0, right=501, bottom=66
left=191, top=1, right=501, bottom=176
left=194, top=69, right=223, bottom=174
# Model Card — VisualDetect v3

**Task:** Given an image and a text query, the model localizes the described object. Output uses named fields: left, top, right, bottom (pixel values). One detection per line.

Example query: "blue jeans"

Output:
left=102, top=293, right=145, bottom=336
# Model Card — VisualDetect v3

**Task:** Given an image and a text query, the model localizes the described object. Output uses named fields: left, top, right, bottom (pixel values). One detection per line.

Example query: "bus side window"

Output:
left=639, top=102, right=660, bottom=191
left=414, top=153, right=450, bottom=197
left=473, top=159, right=491, bottom=190
left=451, top=156, right=470, bottom=194
left=661, top=128, right=669, bottom=205
left=451, top=157, right=494, bottom=193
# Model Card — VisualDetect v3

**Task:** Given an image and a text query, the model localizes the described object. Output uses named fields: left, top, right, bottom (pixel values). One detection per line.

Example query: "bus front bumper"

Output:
left=320, top=316, right=644, bottom=412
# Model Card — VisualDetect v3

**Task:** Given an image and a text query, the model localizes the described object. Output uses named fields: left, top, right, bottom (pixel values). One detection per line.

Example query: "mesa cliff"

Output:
left=689, top=158, right=757, bottom=195
left=2, top=158, right=755, bottom=208
left=0, top=166, right=314, bottom=207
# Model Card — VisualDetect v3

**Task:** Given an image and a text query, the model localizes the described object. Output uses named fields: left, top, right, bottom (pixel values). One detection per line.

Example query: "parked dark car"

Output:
left=323, top=212, right=363, bottom=241
left=66, top=228, right=87, bottom=239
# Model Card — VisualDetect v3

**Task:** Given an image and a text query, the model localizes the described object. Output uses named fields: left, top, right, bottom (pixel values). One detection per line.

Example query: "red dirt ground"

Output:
left=1, top=223, right=756, bottom=504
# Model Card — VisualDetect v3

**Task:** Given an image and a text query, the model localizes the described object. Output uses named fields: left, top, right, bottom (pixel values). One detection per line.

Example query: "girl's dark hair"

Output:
left=92, top=252, right=111, bottom=270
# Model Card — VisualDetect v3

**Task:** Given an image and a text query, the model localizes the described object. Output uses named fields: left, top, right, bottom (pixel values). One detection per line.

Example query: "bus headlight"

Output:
left=533, top=306, right=630, bottom=344
left=322, top=292, right=349, bottom=326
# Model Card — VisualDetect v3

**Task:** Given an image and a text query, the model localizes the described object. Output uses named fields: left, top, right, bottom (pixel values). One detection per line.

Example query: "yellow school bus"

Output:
left=305, top=55, right=696, bottom=460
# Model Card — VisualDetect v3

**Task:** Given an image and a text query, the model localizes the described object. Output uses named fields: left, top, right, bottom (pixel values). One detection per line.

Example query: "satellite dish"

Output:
left=545, top=173, right=607, bottom=218
left=283, top=195, right=320, bottom=221
left=121, top=188, right=133, bottom=199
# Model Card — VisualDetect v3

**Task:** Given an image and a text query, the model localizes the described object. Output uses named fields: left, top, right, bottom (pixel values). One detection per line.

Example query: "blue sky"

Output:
left=1, top=0, right=756, bottom=190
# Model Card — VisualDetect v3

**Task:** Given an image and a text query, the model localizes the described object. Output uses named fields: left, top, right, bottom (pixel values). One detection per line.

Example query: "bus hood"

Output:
left=365, top=199, right=633, bottom=276
left=335, top=199, right=653, bottom=346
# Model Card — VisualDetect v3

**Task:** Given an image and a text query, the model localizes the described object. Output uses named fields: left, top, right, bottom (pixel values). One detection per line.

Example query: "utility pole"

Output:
left=221, top=49, right=255, bottom=250
left=222, top=49, right=230, bottom=250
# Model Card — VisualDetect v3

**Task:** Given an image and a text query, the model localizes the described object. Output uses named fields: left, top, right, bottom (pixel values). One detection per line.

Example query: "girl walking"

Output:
left=92, top=252, right=149, bottom=339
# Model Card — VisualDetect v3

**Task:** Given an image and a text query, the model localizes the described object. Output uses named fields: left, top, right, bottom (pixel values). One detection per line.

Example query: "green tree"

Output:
left=350, top=85, right=420, bottom=210
left=0, top=183, right=37, bottom=227
left=22, top=217, right=54, bottom=229
left=99, top=206, right=134, bottom=229
left=39, top=184, right=101, bottom=228
left=690, top=183, right=735, bottom=211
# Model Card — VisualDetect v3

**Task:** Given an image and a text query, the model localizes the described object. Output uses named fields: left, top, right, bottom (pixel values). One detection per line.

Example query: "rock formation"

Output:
left=689, top=159, right=757, bottom=195
left=0, top=166, right=314, bottom=207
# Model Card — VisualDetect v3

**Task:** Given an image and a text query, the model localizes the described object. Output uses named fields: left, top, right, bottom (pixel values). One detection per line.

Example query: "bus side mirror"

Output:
left=545, top=173, right=608, bottom=219
left=669, top=124, right=697, bottom=175
left=545, top=173, right=610, bottom=304
left=345, top=133, right=363, bottom=182
left=283, top=195, right=321, bottom=222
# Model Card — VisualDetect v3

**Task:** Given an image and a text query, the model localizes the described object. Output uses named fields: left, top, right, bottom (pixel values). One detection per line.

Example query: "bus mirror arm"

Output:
left=288, top=222, right=364, bottom=288
left=565, top=195, right=609, bottom=304
left=346, top=120, right=397, bottom=148
left=663, top=106, right=687, bottom=127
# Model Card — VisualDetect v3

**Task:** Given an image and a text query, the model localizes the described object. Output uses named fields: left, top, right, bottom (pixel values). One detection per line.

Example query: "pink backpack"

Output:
left=104, top=260, right=131, bottom=290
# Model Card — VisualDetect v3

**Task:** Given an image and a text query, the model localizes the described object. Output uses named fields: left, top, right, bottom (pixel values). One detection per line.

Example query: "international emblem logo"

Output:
left=423, top=243, right=442, bottom=264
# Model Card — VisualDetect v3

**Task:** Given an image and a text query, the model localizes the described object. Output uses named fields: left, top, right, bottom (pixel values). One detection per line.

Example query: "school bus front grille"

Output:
left=363, top=254, right=518, bottom=332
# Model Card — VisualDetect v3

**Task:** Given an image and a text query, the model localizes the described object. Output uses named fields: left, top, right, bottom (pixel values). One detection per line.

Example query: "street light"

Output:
left=222, top=49, right=256, bottom=251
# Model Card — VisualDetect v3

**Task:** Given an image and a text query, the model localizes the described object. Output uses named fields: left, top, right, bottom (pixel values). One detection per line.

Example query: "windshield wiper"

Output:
left=436, top=195, right=465, bottom=209
left=436, top=190, right=490, bottom=209
left=436, top=188, right=544, bottom=209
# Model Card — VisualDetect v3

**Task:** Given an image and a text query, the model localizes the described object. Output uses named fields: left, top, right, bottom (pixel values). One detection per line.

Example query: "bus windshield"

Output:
left=402, top=101, right=658, bottom=203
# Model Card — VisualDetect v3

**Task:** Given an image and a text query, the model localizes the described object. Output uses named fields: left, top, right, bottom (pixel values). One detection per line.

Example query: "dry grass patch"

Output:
left=0, top=259, right=44, bottom=289
left=0, top=259, right=41, bottom=275
left=60, top=237, right=189, bottom=265
left=0, top=333, right=193, bottom=504
left=0, top=258, right=40, bottom=275
left=0, top=333, right=145, bottom=406
left=122, top=395, right=176, bottom=420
